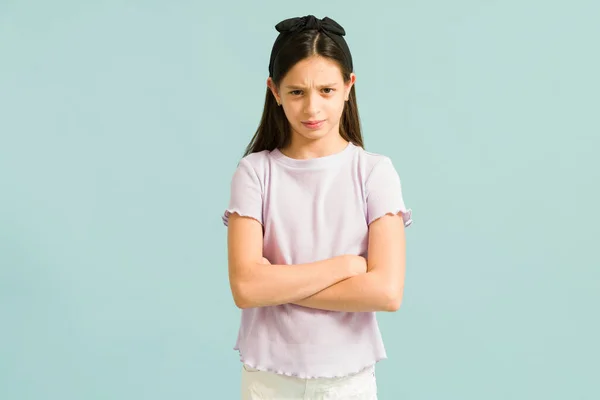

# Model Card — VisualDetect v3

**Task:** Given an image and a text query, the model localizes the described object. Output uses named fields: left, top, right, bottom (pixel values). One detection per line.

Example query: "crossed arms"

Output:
left=226, top=212, right=407, bottom=312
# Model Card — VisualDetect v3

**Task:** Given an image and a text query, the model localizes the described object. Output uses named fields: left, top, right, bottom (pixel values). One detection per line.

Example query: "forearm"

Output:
left=233, top=255, right=354, bottom=309
left=292, top=270, right=401, bottom=312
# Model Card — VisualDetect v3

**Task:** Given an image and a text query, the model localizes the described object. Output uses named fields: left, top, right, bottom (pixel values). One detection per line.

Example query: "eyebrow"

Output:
left=284, top=83, right=338, bottom=89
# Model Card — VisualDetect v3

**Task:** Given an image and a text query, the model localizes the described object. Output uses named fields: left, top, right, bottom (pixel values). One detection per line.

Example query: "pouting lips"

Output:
left=301, top=120, right=325, bottom=129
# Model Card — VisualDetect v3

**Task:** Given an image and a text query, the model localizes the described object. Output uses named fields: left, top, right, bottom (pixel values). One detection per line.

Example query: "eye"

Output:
left=322, top=88, right=335, bottom=94
left=290, top=90, right=303, bottom=96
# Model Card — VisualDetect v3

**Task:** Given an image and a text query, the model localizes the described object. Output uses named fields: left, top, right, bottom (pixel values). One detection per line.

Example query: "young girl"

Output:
left=223, top=15, right=412, bottom=400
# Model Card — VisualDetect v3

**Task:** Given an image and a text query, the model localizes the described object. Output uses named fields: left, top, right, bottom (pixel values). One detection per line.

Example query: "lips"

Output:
left=301, top=120, right=325, bottom=129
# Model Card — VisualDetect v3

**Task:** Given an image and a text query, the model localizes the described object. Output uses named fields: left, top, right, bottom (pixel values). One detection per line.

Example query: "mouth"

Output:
left=301, top=120, right=326, bottom=129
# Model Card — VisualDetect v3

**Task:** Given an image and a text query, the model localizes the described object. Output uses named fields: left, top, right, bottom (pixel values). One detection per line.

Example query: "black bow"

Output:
left=275, top=15, right=346, bottom=36
left=268, top=15, right=353, bottom=76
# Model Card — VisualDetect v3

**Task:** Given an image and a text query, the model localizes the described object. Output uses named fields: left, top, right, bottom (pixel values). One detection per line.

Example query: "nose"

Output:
left=303, top=91, right=320, bottom=116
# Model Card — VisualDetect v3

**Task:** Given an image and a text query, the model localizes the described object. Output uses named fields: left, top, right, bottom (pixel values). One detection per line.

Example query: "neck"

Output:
left=281, top=133, right=349, bottom=160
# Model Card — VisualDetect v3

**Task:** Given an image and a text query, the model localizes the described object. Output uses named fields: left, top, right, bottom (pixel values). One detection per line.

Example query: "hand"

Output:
left=261, top=257, right=271, bottom=265
left=346, top=255, right=367, bottom=276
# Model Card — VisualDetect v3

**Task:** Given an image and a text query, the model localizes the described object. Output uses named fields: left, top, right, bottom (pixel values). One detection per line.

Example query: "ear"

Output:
left=344, top=73, right=356, bottom=101
left=344, top=72, right=356, bottom=101
left=266, top=77, right=281, bottom=104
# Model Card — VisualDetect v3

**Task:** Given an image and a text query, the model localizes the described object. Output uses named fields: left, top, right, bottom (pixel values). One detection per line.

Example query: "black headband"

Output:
left=268, top=15, right=354, bottom=77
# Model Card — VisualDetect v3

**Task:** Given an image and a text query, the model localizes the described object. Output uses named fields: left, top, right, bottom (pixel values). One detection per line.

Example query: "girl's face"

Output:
left=269, top=56, right=355, bottom=146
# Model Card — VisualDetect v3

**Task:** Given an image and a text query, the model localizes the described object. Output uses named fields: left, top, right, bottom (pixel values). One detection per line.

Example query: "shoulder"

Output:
left=354, top=146, right=397, bottom=178
left=235, top=150, right=272, bottom=173
left=229, top=150, right=273, bottom=189
left=241, top=149, right=271, bottom=163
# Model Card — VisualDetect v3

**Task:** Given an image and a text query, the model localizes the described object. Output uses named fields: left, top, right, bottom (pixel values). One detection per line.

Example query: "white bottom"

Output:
left=240, top=364, right=378, bottom=399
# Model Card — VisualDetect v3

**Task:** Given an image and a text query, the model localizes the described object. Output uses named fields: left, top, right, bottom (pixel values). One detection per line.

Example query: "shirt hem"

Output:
left=234, top=346, right=387, bottom=379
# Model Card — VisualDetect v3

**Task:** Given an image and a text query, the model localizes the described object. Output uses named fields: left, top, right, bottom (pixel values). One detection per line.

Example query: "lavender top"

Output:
left=222, top=142, right=412, bottom=379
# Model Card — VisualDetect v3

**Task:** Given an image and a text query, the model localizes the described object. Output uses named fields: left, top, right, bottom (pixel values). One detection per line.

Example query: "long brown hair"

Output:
left=243, top=29, right=364, bottom=157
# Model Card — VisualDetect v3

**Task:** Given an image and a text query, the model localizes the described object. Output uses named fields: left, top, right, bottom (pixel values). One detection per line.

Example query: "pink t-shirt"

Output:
left=222, top=141, right=412, bottom=379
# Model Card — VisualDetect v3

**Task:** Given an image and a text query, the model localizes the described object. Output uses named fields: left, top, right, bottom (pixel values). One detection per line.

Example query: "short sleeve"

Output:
left=366, top=157, right=413, bottom=227
left=222, top=158, right=263, bottom=227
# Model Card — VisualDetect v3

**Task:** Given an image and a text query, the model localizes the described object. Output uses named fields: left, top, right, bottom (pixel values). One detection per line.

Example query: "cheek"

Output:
left=330, top=101, right=346, bottom=118
left=283, top=106, right=300, bottom=121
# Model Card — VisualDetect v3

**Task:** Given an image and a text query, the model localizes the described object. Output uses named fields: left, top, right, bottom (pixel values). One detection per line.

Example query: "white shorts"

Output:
left=240, top=364, right=378, bottom=399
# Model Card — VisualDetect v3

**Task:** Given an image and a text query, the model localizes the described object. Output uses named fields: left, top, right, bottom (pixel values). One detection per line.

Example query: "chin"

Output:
left=300, top=131, right=328, bottom=141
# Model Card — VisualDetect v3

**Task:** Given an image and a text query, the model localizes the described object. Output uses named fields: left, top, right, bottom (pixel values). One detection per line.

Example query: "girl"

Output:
left=223, top=14, right=413, bottom=400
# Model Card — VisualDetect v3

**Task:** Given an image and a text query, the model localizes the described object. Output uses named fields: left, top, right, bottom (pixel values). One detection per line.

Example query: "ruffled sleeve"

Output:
left=222, top=158, right=263, bottom=227
left=365, top=157, right=413, bottom=227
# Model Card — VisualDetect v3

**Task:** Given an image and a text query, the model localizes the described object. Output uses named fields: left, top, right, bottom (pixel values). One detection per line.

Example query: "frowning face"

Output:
left=269, top=55, right=355, bottom=146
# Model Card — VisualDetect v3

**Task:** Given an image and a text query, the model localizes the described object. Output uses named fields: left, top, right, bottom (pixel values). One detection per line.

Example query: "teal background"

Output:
left=1, top=0, right=598, bottom=399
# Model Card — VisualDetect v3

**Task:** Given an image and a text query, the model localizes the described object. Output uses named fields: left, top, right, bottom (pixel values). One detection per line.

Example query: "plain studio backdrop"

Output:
left=1, top=1, right=598, bottom=399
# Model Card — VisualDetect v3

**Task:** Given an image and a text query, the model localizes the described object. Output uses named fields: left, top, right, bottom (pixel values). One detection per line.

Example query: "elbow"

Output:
left=231, top=282, right=254, bottom=309
left=233, top=295, right=251, bottom=309
left=235, top=301, right=253, bottom=310
left=385, top=296, right=402, bottom=312
left=234, top=293, right=256, bottom=309
left=371, top=269, right=404, bottom=312
left=383, top=286, right=404, bottom=312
